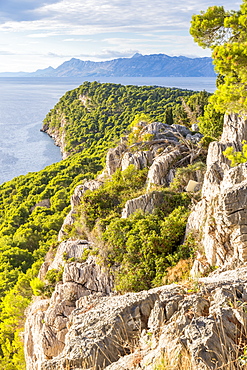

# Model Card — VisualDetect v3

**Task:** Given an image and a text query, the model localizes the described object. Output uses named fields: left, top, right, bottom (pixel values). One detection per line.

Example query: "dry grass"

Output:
left=153, top=349, right=193, bottom=370
left=153, top=317, right=247, bottom=370
left=163, top=259, right=193, bottom=285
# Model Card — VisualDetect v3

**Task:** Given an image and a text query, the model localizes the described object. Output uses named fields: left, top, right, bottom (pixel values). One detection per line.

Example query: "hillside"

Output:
left=24, top=106, right=247, bottom=369
left=0, top=53, right=216, bottom=78
left=0, top=82, right=210, bottom=368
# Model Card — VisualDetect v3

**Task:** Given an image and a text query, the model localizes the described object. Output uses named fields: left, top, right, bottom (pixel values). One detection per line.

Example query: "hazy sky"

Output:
left=0, top=0, right=241, bottom=72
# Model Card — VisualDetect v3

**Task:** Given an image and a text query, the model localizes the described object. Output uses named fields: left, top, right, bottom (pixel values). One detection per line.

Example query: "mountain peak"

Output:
left=131, top=53, right=143, bottom=58
left=0, top=53, right=215, bottom=78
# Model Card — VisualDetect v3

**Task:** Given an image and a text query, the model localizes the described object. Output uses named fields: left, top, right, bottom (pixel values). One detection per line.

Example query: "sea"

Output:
left=0, top=76, right=216, bottom=185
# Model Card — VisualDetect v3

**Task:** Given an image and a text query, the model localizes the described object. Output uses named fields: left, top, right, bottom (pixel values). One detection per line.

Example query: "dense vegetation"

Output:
left=71, top=166, right=193, bottom=292
left=190, top=0, right=247, bottom=114
left=43, top=81, right=210, bottom=155
left=223, top=140, right=247, bottom=166
left=0, top=82, right=209, bottom=368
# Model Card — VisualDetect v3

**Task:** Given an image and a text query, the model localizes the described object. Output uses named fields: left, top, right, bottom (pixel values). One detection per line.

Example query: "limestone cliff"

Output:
left=41, top=115, right=69, bottom=159
left=187, top=114, right=247, bottom=270
left=25, top=239, right=113, bottom=370
left=25, top=256, right=247, bottom=369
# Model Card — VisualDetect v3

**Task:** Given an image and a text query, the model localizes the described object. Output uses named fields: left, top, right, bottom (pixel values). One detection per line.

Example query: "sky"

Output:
left=0, top=0, right=242, bottom=73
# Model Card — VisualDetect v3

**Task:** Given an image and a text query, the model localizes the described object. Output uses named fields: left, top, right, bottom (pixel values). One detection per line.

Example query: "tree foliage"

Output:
left=197, top=103, right=224, bottom=139
left=190, top=0, right=247, bottom=113
left=223, top=140, right=247, bottom=166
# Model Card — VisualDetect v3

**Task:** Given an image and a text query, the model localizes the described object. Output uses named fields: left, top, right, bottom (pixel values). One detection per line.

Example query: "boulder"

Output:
left=147, top=148, right=183, bottom=189
left=121, top=151, right=154, bottom=171
left=106, top=143, right=127, bottom=175
left=121, top=191, right=164, bottom=218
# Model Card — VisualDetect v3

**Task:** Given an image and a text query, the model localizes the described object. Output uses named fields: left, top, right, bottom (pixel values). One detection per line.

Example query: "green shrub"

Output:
left=45, top=268, right=63, bottom=285
left=197, top=103, right=224, bottom=139
left=30, top=278, right=45, bottom=296
left=102, top=206, right=190, bottom=292
left=223, top=141, right=247, bottom=166
left=170, top=162, right=206, bottom=192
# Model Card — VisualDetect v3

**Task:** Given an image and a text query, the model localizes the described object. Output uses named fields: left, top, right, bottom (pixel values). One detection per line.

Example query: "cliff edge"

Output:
left=24, top=114, right=247, bottom=369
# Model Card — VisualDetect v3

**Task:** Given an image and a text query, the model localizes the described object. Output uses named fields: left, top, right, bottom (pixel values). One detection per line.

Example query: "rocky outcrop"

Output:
left=121, top=191, right=164, bottom=218
left=25, top=265, right=247, bottom=370
left=121, top=151, right=154, bottom=171
left=71, top=179, right=103, bottom=208
left=147, top=147, right=183, bottom=189
left=139, top=122, right=200, bottom=143
left=58, top=179, right=103, bottom=241
left=140, top=122, right=179, bottom=141
left=187, top=113, right=247, bottom=269
left=105, top=122, right=202, bottom=177
left=25, top=239, right=113, bottom=370
left=106, top=143, right=127, bottom=175
left=38, top=239, right=91, bottom=280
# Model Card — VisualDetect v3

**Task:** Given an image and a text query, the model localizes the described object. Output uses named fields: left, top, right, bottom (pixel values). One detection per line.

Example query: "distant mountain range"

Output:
left=0, top=53, right=216, bottom=78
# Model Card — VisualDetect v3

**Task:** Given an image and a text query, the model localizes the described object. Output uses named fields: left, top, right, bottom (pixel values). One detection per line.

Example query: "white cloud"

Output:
left=0, top=0, right=241, bottom=71
left=0, top=0, right=240, bottom=35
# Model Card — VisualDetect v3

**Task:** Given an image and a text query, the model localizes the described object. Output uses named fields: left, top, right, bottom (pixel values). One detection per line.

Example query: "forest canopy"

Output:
left=190, top=0, right=247, bottom=113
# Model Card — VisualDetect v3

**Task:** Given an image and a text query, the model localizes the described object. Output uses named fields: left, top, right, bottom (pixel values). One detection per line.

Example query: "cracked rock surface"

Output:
left=25, top=264, right=247, bottom=370
left=24, top=239, right=113, bottom=370
left=187, top=114, right=247, bottom=269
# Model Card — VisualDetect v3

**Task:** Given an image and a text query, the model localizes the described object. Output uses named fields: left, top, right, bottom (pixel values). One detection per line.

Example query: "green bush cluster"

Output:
left=102, top=206, right=190, bottom=292
left=223, top=141, right=247, bottom=166
left=79, top=165, right=148, bottom=231
left=75, top=168, right=191, bottom=292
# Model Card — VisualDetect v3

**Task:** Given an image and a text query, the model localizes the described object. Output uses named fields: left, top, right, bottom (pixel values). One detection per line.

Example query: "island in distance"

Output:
left=0, top=53, right=216, bottom=78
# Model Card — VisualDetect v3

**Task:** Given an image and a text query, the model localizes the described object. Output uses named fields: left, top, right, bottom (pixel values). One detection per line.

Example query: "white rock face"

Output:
left=24, top=239, right=113, bottom=370
left=25, top=265, right=247, bottom=370
left=106, top=143, right=127, bottom=175
left=121, top=151, right=154, bottom=171
left=71, top=179, right=103, bottom=208
left=58, top=179, right=103, bottom=241
left=147, top=148, right=182, bottom=189
left=24, top=298, right=50, bottom=370
left=121, top=191, right=164, bottom=218
left=188, top=113, right=247, bottom=268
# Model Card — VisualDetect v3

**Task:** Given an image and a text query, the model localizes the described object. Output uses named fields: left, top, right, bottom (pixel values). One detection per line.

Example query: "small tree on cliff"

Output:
left=190, top=0, right=247, bottom=114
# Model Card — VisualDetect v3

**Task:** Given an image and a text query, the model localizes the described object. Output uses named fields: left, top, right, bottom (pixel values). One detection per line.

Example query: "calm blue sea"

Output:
left=0, top=76, right=216, bottom=185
